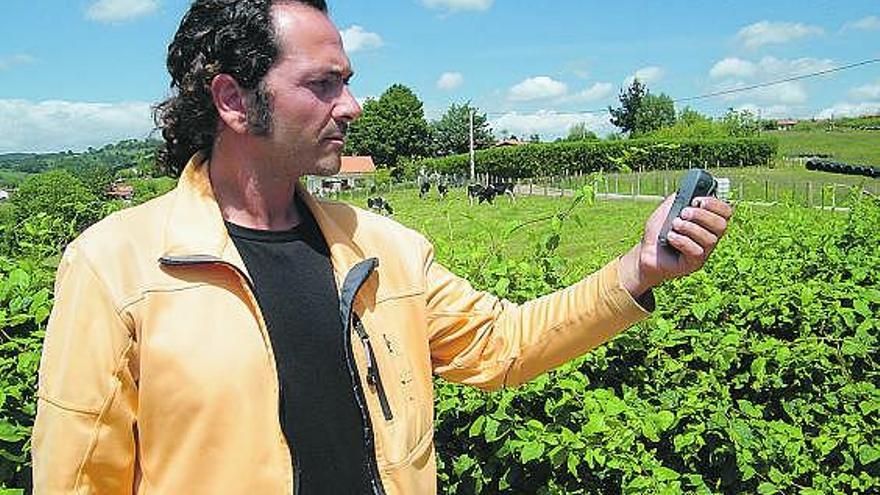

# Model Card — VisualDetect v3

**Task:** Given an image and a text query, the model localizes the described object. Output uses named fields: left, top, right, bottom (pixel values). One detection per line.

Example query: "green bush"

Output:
left=0, top=216, right=59, bottom=492
left=434, top=193, right=879, bottom=494
left=413, top=137, right=778, bottom=179
left=11, top=170, right=101, bottom=233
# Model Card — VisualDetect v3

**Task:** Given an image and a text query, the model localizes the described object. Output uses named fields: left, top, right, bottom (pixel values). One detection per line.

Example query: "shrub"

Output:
left=413, top=137, right=778, bottom=179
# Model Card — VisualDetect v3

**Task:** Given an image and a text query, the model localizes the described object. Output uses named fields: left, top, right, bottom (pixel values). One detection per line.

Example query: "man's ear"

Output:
left=211, top=74, right=249, bottom=134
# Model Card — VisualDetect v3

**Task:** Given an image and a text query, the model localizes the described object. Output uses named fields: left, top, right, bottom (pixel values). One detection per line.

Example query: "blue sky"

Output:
left=1, top=0, right=879, bottom=153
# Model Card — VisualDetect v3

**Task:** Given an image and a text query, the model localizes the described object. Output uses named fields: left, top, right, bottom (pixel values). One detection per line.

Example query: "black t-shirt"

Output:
left=226, top=203, right=371, bottom=494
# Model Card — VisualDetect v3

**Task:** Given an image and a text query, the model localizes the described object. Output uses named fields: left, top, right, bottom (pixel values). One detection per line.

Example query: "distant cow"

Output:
left=437, top=184, right=448, bottom=198
left=367, top=196, right=394, bottom=215
left=419, top=182, right=431, bottom=198
left=468, top=183, right=515, bottom=204
left=490, top=182, right=516, bottom=202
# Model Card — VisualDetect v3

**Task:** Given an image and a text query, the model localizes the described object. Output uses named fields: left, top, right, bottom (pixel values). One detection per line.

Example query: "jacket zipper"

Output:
left=338, top=258, right=388, bottom=495
left=159, top=255, right=299, bottom=494
left=353, top=314, right=393, bottom=421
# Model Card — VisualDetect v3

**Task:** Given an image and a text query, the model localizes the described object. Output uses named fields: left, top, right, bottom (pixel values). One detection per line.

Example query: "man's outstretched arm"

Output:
left=425, top=194, right=733, bottom=389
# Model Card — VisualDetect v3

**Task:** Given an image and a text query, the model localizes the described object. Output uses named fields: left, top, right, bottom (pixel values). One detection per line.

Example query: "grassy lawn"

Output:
left=770, top=130, right=880, bottom=164
left=343, top=187, right=655, bottom=274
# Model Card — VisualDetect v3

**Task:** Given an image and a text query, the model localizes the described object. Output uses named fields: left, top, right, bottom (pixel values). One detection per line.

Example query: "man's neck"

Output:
left=209, top=143, right=304, bottom=231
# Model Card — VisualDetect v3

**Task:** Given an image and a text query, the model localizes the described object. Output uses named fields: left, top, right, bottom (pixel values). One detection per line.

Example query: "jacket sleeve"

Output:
left=31, top=242, right=138, bottom=494
left=423, top=240, right=652, bottom=390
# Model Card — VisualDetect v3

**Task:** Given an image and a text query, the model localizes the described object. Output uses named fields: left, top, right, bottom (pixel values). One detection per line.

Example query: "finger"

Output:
left=680, top=206, right=728, bottom=238
left=692, top=196, right=733, bottom=220
left=672, top=218, right=719, bottom=253
left=666, top=230, right=705, bottom=261
left=644, top=194, right=676, bottom=244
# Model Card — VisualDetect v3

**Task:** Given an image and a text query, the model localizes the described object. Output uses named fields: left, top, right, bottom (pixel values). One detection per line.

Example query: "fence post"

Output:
left=529, top=179, right=533, bottom=195
left=808, top=182, right=812, bottom=208
left=765, top=180, right=770, bottom=202
left=615, top=175, right=619, bottom=195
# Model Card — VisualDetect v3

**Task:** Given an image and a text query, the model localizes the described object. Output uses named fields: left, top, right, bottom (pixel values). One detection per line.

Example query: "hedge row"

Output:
left=412, top=137, right=778, bottom=178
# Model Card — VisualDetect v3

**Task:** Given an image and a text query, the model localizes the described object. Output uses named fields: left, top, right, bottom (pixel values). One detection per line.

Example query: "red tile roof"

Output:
left=339, top=156, right=376, bottom=174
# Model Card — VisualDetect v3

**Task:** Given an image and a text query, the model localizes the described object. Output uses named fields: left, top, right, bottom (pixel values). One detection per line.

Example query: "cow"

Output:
left=437, top=183, right=448, bottom=199
left=367, top=196, right=394, bottom=215
left=490, top=182, right=516, bottom=202
left=419, top=182, right=431, bottom=198
left=468, top=183, right=516, bottom=204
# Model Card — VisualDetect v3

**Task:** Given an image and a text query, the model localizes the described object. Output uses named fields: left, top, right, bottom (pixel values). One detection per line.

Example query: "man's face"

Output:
left=254, top=3, right=361, bottom=176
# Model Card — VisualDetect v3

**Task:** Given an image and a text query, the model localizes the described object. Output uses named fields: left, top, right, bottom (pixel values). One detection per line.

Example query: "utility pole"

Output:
left=469, top=108, right=475, bottom=182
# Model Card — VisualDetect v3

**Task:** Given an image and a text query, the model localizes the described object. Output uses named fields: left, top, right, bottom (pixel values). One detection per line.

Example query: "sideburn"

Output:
left=245, top=83, right=273, bottom=136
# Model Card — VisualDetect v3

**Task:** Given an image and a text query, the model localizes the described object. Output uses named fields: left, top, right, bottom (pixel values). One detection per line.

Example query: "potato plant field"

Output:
left=1, top=177, right=878, bottom=494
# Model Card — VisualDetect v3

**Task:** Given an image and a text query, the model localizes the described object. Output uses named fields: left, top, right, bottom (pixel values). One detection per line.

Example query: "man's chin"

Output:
left=312, top=155, right=342, bottom=177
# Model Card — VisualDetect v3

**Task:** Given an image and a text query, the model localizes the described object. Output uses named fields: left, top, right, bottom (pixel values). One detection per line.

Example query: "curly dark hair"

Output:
left=153, top=0, right=329, bottom=176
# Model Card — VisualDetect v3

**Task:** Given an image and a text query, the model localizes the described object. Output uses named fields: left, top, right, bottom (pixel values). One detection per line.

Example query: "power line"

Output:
left=479, top=57, right=880, bottom=117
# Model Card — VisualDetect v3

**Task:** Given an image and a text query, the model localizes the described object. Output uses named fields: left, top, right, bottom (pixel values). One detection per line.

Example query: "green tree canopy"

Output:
left=344, top=84, right=431, bottom=167
left=634, top=93, right=676, bottom=136
left=11, top=169, right=100, bottom=230
left=429, top=102, right=494, bottom=156
left=562, top=122, right=599, bottom=142
left=609, top=78, right=647, bottom=135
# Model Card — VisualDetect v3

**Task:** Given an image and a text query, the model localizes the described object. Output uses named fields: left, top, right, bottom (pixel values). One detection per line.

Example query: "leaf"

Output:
left=858, top=445, right=880, bottom=465
left=653, top=410, right=676, bottom=432
left=468, top=415, right=485, bottom=437
left=654, top=466, right=679, bottom=482
left=520, top=442, right=544, bottom=463
left=0, top=420, right=24, bottom=442
left=758, top=482, right=779, bottom=494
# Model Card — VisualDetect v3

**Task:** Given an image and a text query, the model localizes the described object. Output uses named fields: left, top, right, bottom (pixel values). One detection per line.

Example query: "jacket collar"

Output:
left=162, top=152, right=368, bottom=281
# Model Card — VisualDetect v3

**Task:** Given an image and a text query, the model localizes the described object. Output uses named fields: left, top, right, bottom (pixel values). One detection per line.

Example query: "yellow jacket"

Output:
left=32, top=155, right=651, bottom=494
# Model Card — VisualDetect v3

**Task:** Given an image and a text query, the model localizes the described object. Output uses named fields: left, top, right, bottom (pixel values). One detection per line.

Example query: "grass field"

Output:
left=344, top=188, right=655, bottom=276
left=769, top=129, right=880, bottom=164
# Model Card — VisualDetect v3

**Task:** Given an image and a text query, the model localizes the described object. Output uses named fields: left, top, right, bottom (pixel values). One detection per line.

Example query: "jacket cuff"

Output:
left=605, top=256, right=655, bottom=319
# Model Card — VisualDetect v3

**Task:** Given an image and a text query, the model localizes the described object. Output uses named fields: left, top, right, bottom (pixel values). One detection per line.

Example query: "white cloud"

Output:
left=849, top=80, right=880, bottom=100
left=0, top=99, right=154, bottom=154
left=86, top=0, right=159, bottom=23
left=734, top=104, right=792, bottom=119
left=490, top=110, right=613, bottom=140
left=625, top=66, right=664, bottom=86
left=340, top=25, right=384, bottom=53
left=845, top=15, right=880, bottom=30
left=421, top=0, right=493, bottom=12
left=710, top=58, right=757, bottom=79
left=817, top=101, right=880, bottom=119
left=561, top=82, right=613, bottom=103
left=0, top=54, right=36, bottom=71
left=436, top=72, right=464, bottom=90
left=508, top=76, right=568, bottom=101
left=761, top=81, right=808, bottom=104
left=756, top=56, right=835, bottom=76
left=736, top=21, right=823, bottom=49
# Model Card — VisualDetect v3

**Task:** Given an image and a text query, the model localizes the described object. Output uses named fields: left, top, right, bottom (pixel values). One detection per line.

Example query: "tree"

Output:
left=563, top=122, right=599, bottom=142
left=344, top=84, right=431, bottom=167
left=609, top=78, right=647, bottom=135
left=634, top=93, right=676, bottom=135
left=528, top=133, right=541, bottom=143
left=721, top=108, right=760, bottom=137
left=429, top=102, right=494, bottom=156
left=11, top=169, right=100, bottom=231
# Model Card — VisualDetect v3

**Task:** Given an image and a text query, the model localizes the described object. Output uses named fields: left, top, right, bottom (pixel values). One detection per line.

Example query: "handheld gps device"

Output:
left=658, top=168, right=718, bottom=250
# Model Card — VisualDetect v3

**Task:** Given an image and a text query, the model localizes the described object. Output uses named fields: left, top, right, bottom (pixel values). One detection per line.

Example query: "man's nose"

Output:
left=335, top=86, right=362, bottom=122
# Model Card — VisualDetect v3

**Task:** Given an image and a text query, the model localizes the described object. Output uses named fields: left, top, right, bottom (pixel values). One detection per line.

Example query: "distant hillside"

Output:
left=0, top=139, right=162, bottom=175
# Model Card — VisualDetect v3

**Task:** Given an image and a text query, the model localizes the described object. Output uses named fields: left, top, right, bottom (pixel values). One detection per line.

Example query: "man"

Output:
left=31, top=1, right=732, bottom=493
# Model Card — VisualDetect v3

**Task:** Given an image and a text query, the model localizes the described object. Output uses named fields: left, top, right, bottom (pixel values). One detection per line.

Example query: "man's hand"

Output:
left=620, top=194, right=734, bottom=298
